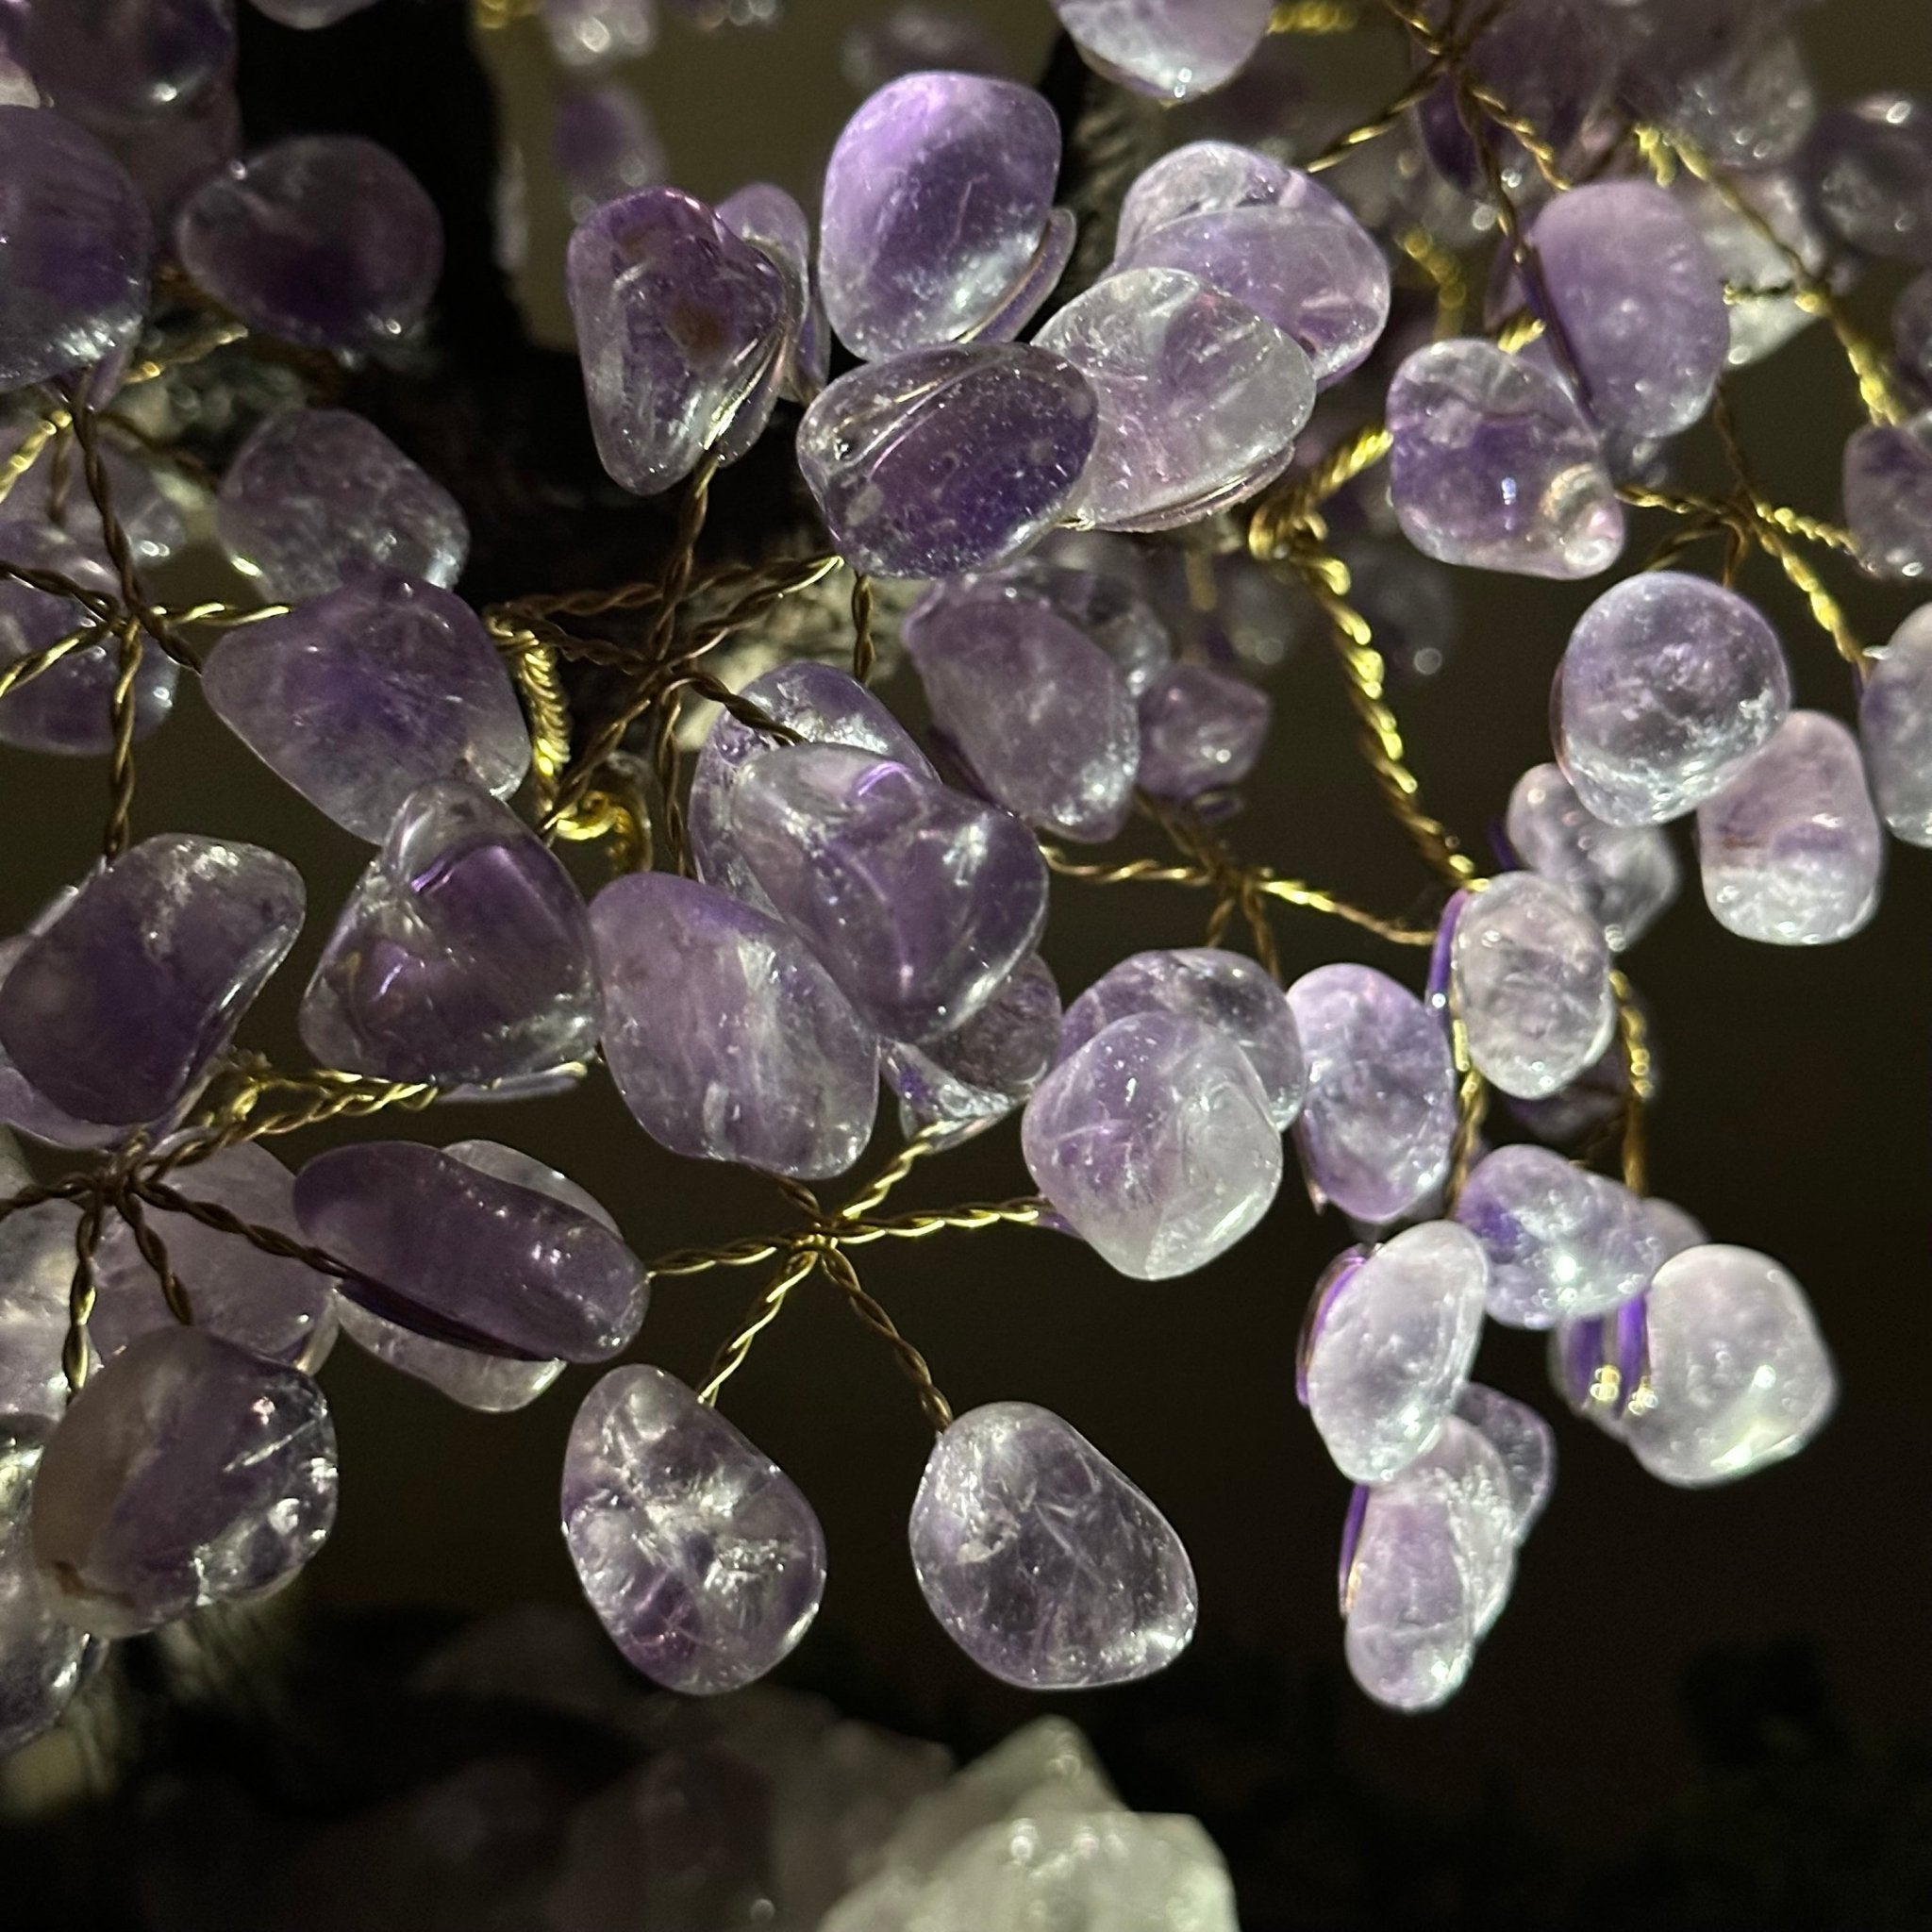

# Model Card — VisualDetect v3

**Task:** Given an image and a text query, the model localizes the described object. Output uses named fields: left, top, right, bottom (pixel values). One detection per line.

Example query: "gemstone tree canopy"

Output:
left=1022, top=1011, right=1283, bottom=1281
left=1859, top=604, right=1932, bottom=845
left=908, top=1401, right=1198, bottom=1690
left=591, top=872, right=878, bottom=1180
left=797, top=342, right=1098, bottom=578
left=201, top=571, right=532, bottom=842
left=0, top=834, right=303, bottom=1128
left=1505, top=762, right=1681, bottom=952
left=1843, top=409, right=1932, bottom=581
left=30, top=1327, right=338, bottom=1640
left=562, top=1364, right=826, bottom=1694
left=1, top=1438, right=97, bottom=1755
left=1136, top=662, right=1272, bottom=801
left=1052, top=0, right=1272, bottom=102
left=730, top=743, right=1048, bottom=1043
left=885, top=951, right=1060, bottom=1137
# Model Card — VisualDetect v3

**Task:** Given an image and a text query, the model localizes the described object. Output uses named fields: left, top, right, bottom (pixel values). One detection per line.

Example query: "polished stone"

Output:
left=885, top=952, right=1059, bottom=1136
left=25, top=0, right=232, bottom=118
left=1, top=1437, right=99, bottom=1754
left=1859, top=604, right=1932, bottom=844
left=1506, top=762, right=1680, bottom=951
left=1455, top=1383, right=1557, bottom=1537
left=0, top=1128, right=77, bottom=1433
left=1808, top=92, right=1932, bottom=264
left=1136, top=661, right=1272, bottom=799
left=1052, top=0, right=1271, bottom=102
left=1844, top=409, right=1932, bottom=580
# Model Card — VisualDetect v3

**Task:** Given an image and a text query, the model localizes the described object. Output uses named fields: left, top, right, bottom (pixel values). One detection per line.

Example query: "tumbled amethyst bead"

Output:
left=1505, top=763, right=1680, bottom=952
left=992, top=551, right=1174, bottom=694
left=0, top=1127, right=79, bottom=1429
left=563, top=1364, right=825, bottom=1693
left=25, top=0, right=233, bottom=121
left=175, top=136, right=442, bottom=351
left=1860, top=605, right=1932, bottom=844
left=1895, top=273, right=1932, bottom=393
left=1136, top=662, right=1271, bottom=800
left=717, top=181, right=822, bottom=400
left=1053, top=0, right=1272, bottom=104
left=884, top=952, right=1059, bottom=1136
left=0, top=933, right=123, bottom=1151
left=1, top=1438, right=98, bottom=1755
left=1455, top=1384, right=1557, bottom=1537
left=797, top=343, right=1097, bottom=578
left=1807, top=93, right=1932, bottom=264
left=1844, top=410, right=1932, bottom=581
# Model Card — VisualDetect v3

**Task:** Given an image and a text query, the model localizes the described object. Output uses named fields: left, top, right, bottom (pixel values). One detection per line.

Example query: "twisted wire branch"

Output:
left=114, top=1189, right=193, bottom=1326
left=1611, top=969, right=1653, bottom=1196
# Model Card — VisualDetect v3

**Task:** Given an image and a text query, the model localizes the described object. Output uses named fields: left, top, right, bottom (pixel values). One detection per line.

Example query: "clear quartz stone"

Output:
left=1859, top=604, right=1932, bottom=844
left=1506, top=762, right=1680, bottom=951
left=1052, top=0, right=1272, bottom=103
left=1844, top=408, right=1932, bottom=580
left=1, top=1436, right=100, bottom=1754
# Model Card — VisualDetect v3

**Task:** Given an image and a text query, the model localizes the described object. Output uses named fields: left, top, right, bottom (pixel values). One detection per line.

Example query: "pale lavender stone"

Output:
left=1696, top=709, right=1883, bottom=944
left=797, top=343, right=1097, bottom=579
left=1506, top=762, right=1679, bottom=952
left=1621, top=1243, right=1835, bottom=1486
left=986, top=552, right=1174, bottom=695
left=1035, top=267, right=1313, bottom=531
left=731, top=743, right=1048, bottom=1042
left=1681, top=171, right=1836, bottom=368
left=1860, top=605, right=1932, bottom=844
left=1844, top=410, right=1932, bottom=581
left=1808, top=93, right=1932, bottom=264
left=1646, top=1197, right=1707, bottom=1262
left=1114, top=142, right=1295, bottom=254
left=1059, top=948, right=1305, bottom=1130
left=1895, top=273, right=1932, bottom=392
left=301, top=779, right=598, bottom=1085
left=91, top=1143, right=338, bottom=1370
left=202, top=571, right=531, bottom=841
left=1136, top=662, right=1271, bottom=800
left=541, top=0, right=658, bottom=67
left=175, top=136, right=442, bottom=351
left=0, top=1128, right=76, bottom=1432
left=31, top=1326, right=337, bottom=1639
left=1453, top=1143, right=1662, bottom=1328
left=908, top=1400, right=1197, bottom=1689
left=24, top=0, right=232, bottom=122
left=0, top=440, right=185, bottom=567
left=247, top=0, right=381, bottom=25
left=1452, top=872, right=1615, bottom=1101
left=1528, top=182, right=1728, bottom=439
left=902, top=580, right=1138, bottom=842
left=0, top=835, right=302, bottom=1128
left=591, top=872, right=877, bottom=1180
left=884, top=952, right=1058, bottom=1134
left=567, top=186, right=789, bottom=494
left=1023, top=1012, right=1281, bottom=1280
left=820, top=74, right=1063, bottom=360
left=1052, top=0, right=1272, bottom=103
left=0, top=106, right=151, bottom=390
left=563, top=1363, right=825, bottom=1693
left=1556, top=571, right=1791, bottom=824
left=215, top=408, right=469, bottom=601
left=293, top=1140, right=646, bottom=1360
left=0, top=928, right=123, bottom=1151
left=841, top=7, right=1009, bottom=94
left=1387, top=338, right=1624, bottom=578
left=1454, top=1384, right=1556, bottom=1537
left=556, top=83, right=667, bottom=225
left=717, top=181, right=823, bottom=401
left=1, top=1438, right=99, bottom=1754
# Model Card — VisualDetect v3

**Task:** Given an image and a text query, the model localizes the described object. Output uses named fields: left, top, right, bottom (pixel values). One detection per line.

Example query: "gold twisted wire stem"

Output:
left=821, top=1243, right=954, bottom=1433
left=103, top=622, right=143, bottom=860
left=1302, top=59, right=1450, bottom=175
left=1611, top=970, right=1652, bottom=1196
left=1395, top=226, right=1470, bottom=338
left=0, top=625, right=99, bottom=701
left=70, top=394, right=177, bottom=667
left=509, top=637, right=573, bottom=822
left=114, top=1189, right=192, bottom=1326
left=1255, top=875, right=1437, bottom=946
left=1270, top=0, right=1359, bottom=31
left=0, top=412, right=64, bottom=509
left=64, top=1194, right=106, bottom=1393
left=837, top=1200, right=1047, bottom=1245
left=695, top=1247, right=820, bottom=1407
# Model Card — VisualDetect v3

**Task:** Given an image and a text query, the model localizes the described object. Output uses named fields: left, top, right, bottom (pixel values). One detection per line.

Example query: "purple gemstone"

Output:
left=716, top=179, right=822, bottom=400
left=1136, top=661, right=1271, bottom=800
left=841, top=6, right=1011, bottom=94
left=1299, top=1247, right=1368, bottom=1409
left=1807, top=93, right=1932, bottom=264
left=1505, top=762, right=1680, bottom=952
left=556, top=83, right=667, bottom=225
left=0, top=928, right=123, bottom=1150
left=986, top=549, right=1174, bottom=694
left=0, top=1127, right=79, bottom=1429
left=1454, top=1384, right=1557, bottom=1537
left=797, top=343, right=1097, bottom=579
left=1682, top=169, right=1838, bottom=369
left=1, top=1439, right=98, bottom=1754
left=563, top=1364, right=825, bottom=1693
left=88, top=67, right=242, bottom=225
left=884, top=950, right=1059, bottom=1134
left=1895, top=271, right=1932, bottom=392
left=1844, top=409, right=1932, bottom=581
left=201, top=572, right=531, bottom=841
left=1860, top=604, right=1932, bottom=844
left=215, top=408, right=469, bottom=602
left=0, top=834, right=303, bottom=1128
left=1051, top=0, right=1273, bottom=104
left=24, top=0, right=233, bottom=123
left=541, top=0, right=658, bottom=67
left=0, top=106, right=151, bottom=390
left=175, top=135, right=441, bottom=351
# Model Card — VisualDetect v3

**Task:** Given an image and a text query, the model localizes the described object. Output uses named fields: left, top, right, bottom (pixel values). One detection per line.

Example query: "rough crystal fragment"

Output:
left=294, top=1140, right=646, bottom=1360
left=1053, top=0, right=1273, bottom=105
left=1023, top=1012, right=1282, bottom=1280
left=1505, top=762, right=1680, bottom=951
left=0, top=1129, right=77, bottom=1432
left=1808, top=93, right=1932, bottom=264
left=885, top=952, right=1058, bottom=1135
left=1556, top=571, right=1791, bottom=824
left=591, top=871, right=877, bottom=1179
left=731, top=743, right=1048, bottom=1042
left=1304, top=1221, right=1488, bottom=1483
left=215, top=408, right=469, bottom=602
left=563, top=1363, right=825, bottom=1693
left=1622, top=1244, right=1835, bottom=1486
left=0, top=835, right=302, bottom=1128
left=1, top=1438, right=98, bottom=1754
left=1696, top=709, right=1883, bottom=944
left=1860, top=604, right=1932, bottom=844
left=1454, top=1384, right=1557, bottom=1537
left=797, top=343, right=1097, bottom=578
left=25, top=0, right=233, bottom=118
left=1136, top=661, right=1271, bottom=799
left=556, top=82, right=667, bottom=225
left=1388, top=339, right=1624, bottom=577
left=1844, top=409, right=1932, bottom=580
left=908, top=1400, right=1197, bottom=1689
left=31, top=1326, right=337, bottom=1639
left=1285, top=963, right=1458, bottom=1224
left=541, top=0, right=658, bottom=67
left=175, top=135, right=442, bottom=350
left=202, top=571, right=531, bottom=841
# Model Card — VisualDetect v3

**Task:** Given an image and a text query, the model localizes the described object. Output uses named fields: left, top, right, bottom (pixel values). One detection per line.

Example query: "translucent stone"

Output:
left=1114, top=146, right=1391, bottom=383
left=1035, top=267, right=1314, bottom=532
left=992, top=552, right=1174, bottom=695
left=541, top=0, right=658, bottom=67
left=0, top=105, right=151, bottom=391
left=820, top=73, right=1062, bottom=360
left=1284, top=963, right=1458, bottom=1224
left=175, top=135, right=442, bottom=350
left=0, top=834, right=303, bottom=1129
left=1388, top=339, right=1624, bottom=578
left=31, top=1326, right=338, bottom=1639
left=902, top=580, right=1139, bottom=842
left=1528, top=182, right=1728, bottom=439
left=0, top=441, right=185, bottom=568
left=884, top=952, right=1059, bottom=1136
left=1304, top=1221, right=1488, bottom=1484
left=1696, top=709, right=1883, bottom=945
left=556, top=82, right=667, bottom=225
left=1052, top=0, right=1273, bottom=105
left=1622, top=1244, right=1835, bottom=1486
left=1452, top=872, right=1616, bottom=1102
left=293, top=1139, right=646, bottom=1360
left=301, top=778, right=599, bottom=1085
left=797, top=343, right=1098, bottom=579
left=1680, top=172, right=1832, bottom=368
left=2, top=1438, right=98, bottom=1754
left=841, top=7, right=1009, bottom=94
left=731, top=743, right=1048, bottom=1042
left=1895, top=272, right=1932, bottom=392
left=1859, top=605, right=1932, bottom=844
left=1844, top=410, right=1932, bottom=581
left=1453, top=1143, right=1663, bottom=1328
left=908, top=1400, right=1197, bottom=1689
left=25, top=0, right=233, bottom=120
left=0, top=931, right=124, bottom=1151
left=1454, top=1384, right=1557, bottom=1537
left=1646, top=1195, right=1707, bottom=1262
left=1023, top=1012, right=1282, bottom=1280
left=215, top=408, right=469, bottom=602
left=0, top=1128, right=77, bottom=1432
left=248, top=0, right=381, bottom=25
left=202, top=572, right=531, bottom=842
left=1506, top=762, right=1680, bottom=952
left=591, top=871, right=878, bottom=1180
left=1136, top=661, right=1271, bottom=799
left=717, top=180, right=823, bottom=401
left=1808, top=93, right=1932, bottom=264
left=91, top=1143, right=339, bottom=1370
left=1556, top=571, right=1791, bottom=824
left=563, top=1363, right=825, bottom=1693
left=1059, top=947, right=1306, bottom=1131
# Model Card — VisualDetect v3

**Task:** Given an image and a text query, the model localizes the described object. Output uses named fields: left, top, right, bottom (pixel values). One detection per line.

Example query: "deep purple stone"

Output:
left=1136, top=661, right=1271, bottom=799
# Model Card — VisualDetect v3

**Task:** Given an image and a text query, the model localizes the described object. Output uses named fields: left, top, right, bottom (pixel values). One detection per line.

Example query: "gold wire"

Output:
left=1270, top=0, right=1360, bottom=31
left=1610, top=970, right=1652, bottom=1196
